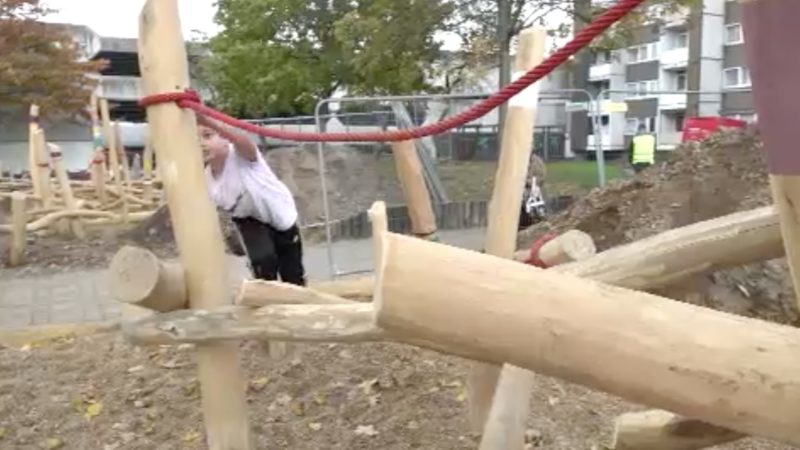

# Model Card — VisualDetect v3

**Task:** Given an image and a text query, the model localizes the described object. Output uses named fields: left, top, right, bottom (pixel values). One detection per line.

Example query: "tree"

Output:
left=203, top=0, right=452, bottom=118
left=0, top=0, right=106, bottom=121
left=444, top=0, right=697, bottom=135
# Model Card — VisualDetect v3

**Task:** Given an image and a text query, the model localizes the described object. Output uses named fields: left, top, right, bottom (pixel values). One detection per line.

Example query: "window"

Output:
left=626, top=80, right=660, bottom=98
left=593, top=50, right=611, bottom=65
left=723, top=67, right=751, bottom=88
left=626, top=43, right=658, bottom=64
left=675, top=112, right=685, bottom=132
left=725, top=23, right=743, bottom=45
left=676, top=72, right=687, bottom=91
left=668, top=32, right=688, bottom=50
left=626, top=117, right=657, bottom=134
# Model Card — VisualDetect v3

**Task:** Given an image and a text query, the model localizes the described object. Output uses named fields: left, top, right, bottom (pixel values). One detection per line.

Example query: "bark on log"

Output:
left=470, top=27, right=547, bottom=431
left=122, top=303, right=380, bottom=345
left=373, top=231, right=800, bottom=446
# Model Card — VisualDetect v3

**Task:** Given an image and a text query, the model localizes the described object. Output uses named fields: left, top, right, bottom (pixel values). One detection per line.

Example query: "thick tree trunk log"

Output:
left=373, top=231, right=800, bottom=446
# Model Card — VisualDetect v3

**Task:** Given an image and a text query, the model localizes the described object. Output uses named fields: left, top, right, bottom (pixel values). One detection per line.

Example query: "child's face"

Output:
left=198, top=125, right=228, bottom=162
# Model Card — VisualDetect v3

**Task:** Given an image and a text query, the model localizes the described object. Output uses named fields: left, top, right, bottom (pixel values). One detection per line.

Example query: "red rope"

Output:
left=139, top=0, right=644, bottom=143
left=524, top=232, right=558, bottom=268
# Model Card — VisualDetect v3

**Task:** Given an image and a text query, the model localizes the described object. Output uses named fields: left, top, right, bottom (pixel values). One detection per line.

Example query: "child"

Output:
left=197, top=114, right=306, bottom=286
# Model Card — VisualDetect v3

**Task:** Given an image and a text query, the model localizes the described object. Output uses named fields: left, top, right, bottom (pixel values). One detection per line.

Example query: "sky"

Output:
left=41, top=0, right=567, bottom=51
left=42, top=0, right=221, bottom=40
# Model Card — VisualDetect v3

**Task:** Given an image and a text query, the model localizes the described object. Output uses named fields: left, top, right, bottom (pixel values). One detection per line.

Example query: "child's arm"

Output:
left=197, top=115, right=258, bottom=162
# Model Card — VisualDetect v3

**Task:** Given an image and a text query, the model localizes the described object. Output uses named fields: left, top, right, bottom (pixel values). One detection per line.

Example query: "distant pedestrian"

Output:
left=629, top=125, right=655, bottom=173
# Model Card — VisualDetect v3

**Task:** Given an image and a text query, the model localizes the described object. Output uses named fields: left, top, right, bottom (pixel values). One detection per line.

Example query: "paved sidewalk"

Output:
left=0, top=228, right=486, bottom=328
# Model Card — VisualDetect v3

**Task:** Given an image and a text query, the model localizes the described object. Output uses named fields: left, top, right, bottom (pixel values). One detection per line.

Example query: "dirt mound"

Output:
left=265, top=144, right=404, bottom=224
left=520, top=127, right=799, bottom=325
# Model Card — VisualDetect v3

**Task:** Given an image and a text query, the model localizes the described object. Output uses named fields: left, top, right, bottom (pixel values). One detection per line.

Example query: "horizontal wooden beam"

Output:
left=122, top=303, right=381, bottom=345
left=372, top=230, right=800, bottom=446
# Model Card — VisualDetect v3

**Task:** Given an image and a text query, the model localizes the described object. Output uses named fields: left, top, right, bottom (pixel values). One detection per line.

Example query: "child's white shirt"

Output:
left=204, top=145, right=298, bottom=231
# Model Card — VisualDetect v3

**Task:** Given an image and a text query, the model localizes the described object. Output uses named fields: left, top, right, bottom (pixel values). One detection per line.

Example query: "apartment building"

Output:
left=0, top=24, right=208, bottom=172
left=582, top=0, right=754, bottom=156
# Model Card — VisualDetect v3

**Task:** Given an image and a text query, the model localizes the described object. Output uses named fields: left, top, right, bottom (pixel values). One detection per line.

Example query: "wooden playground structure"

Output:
left=1, top=96, right=164, bottom=267
left=6, top=0, right=800, bottom=449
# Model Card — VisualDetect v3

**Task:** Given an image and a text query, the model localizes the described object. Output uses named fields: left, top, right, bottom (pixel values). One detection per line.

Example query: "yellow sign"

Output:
left=602, top=101, right=628, bottom=113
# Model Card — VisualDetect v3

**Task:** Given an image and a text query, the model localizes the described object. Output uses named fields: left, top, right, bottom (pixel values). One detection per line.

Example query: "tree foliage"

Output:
left=0, top=0, right=106, bottom=121
left=442, top=0, right=698, bottom=90
left=204, top=0, right=452, bottom=117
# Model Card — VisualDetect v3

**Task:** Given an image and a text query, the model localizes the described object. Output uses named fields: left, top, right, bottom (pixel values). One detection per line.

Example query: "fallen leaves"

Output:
left=308, top=422, right=322, bottom=431
left=84, top=401, right=103, bottom=420
left=354, top=425, right=378, bottom=437
left=249, top=377, right=270, bottom=392
left=0, top=426, right=5, bottom=439
left=182, top=430, right=201, bottom=442
left=45, top=437, right=65, bottom=449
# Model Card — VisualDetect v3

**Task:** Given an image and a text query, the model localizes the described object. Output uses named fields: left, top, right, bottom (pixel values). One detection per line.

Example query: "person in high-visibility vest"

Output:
left=628, top=125, right=655, bottom=173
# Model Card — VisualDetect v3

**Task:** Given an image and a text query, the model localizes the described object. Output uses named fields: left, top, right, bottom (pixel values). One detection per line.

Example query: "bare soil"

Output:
left=0, top=333, right=792, bottom=450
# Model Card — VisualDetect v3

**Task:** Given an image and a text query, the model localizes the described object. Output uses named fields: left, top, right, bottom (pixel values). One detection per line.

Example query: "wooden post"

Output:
left=100, top=98, right=129, bottom=222
left=49, top=144, right=86, bottom=239
left=373, top=232, right=800, bottom=446
left=31, top=129, right=52, bottom=211
left=28, top=105, right=42, bottom=199
left=469, top=26, right=546, bottom=431
left=479, top=232, right=595, bottom=450
left=138, top=1, right=253, bottom=448
left=390, top=140, right=437, bottom=237
left=89, top=94, right=108, bottom=203
left=8, top=192, right=27, bottom=267
left=114, top=121, right=134, bottom=191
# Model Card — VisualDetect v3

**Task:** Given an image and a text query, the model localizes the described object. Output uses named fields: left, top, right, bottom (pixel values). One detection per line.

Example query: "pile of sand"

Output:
left=520, top=127, right=798, bottom=325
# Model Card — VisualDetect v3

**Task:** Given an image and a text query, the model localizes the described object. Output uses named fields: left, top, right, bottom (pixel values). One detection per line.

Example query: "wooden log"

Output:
left=138, top=1, right=253, bottom=448
left=48, top=144, right=86, bottom=239
left=28, top=104, right=42, bottom=200
left=479, top=231, right=596, bottom=450
left=390, top=140, right=437, bottom=237
left=89, top=94, right=108, bottom=203
left=100, top=98, right=129, bottom=223
left=372, top=231, right=800, bottom=446
left=114, top=121, right=134, bottom=191
left=32, top=129, right=53, bottom=212
left=122, top=303, right=381, bottom=345
left=8, top=192, right=27, bottom=267
left=239, top=279, right=351, bottom=307
left=253, top=206, right=781, bottom=303
left=469, top=27, right=547, bottom=431
left=110, top=246, right=187, bottom=312
left=612, top=410, right=745, bottom=450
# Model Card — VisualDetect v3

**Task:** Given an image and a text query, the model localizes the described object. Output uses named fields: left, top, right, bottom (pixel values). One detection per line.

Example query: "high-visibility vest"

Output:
left=632, top=134, right=655, bottom=164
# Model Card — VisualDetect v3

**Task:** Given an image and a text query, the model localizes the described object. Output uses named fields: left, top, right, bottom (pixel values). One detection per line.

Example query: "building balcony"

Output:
left=659, top=93, right=687, bottom=110
left=660, top=47, right=688, bottom=70
left=589, top=63, right=611, bottom=81
left=98, top=76, right=141, bottom=101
